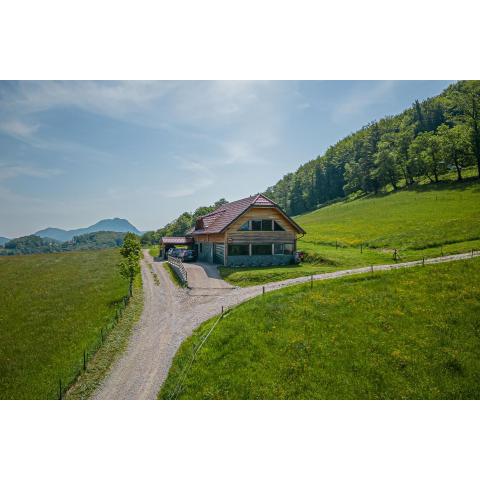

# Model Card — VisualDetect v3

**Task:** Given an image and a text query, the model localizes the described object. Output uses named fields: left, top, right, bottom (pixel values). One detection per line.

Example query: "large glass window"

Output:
left=261, top=220, right=272, bottom=231
left=283, top=243, right=294, bottom=255
left=251, top=220, right=262, bottom=231
left=252, top=244, right=272, bottom=255
left=228, top=244, right=249, bottom=256
left=237, top=219, right=286, bottom=231
left=273, top=221, right=285, bottom=231
left=273, top=244, right=284, bottom=254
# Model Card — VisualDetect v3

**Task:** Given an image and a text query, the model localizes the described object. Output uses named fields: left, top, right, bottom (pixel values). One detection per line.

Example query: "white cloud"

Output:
left=0, top=119, right=39, bottom=139
left=0, top=162, right=62, bottom=181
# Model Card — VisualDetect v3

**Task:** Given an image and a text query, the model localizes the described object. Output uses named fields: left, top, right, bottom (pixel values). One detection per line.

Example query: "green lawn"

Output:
left=220, top=178, right=480, bottom=286
left=0, top=249, right=129, bottom=399
left=160, top=258, right=480, bottom=399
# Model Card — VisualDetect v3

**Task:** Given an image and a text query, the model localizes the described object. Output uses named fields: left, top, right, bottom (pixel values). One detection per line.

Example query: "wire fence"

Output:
left=304, top=239, right=479, bottom=266
left=167, top=306, right=227, bottom=400
left=167, top=255, right=188, bottom=286
left=57, top=290, right=132, bottom=400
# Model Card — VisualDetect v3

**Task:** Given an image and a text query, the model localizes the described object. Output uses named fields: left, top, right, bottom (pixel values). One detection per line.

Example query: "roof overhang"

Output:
left=161, top=236, right=193, bottom=245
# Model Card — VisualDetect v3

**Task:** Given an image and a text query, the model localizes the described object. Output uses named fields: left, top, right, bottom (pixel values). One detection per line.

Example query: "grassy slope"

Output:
left=0, top=249, right=128, bottom=399
left=160, top=258, right=480, bottom=399
left=298, top=179, right=480, bottom=249
left=220, top=178, right=480, bottom=286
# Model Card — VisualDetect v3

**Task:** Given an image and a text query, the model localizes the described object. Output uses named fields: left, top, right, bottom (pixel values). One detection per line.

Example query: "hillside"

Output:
left=296, top=176, right=480, bottom=251
left=0, top=249, right=129, bottom=399
left=220, top=174, right=480, bottom=286
left=35, top=217, right=141, bottom=241
left=265, top=80, right=480, bottom=216
left=160, top=258, right=480, bottom=400
left=145, top=81, right=480, bottom=246
left=0, top=236, right=10, bottom=246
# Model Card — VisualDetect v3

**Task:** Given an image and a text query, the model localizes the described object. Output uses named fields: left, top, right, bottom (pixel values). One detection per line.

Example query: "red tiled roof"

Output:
left=191, top=194, right=305, bottom=235
left=161, top=236, right=193, bottom=244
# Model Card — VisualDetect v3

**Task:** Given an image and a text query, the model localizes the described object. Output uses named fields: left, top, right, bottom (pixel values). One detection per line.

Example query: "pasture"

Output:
left=220, top=178, right=480, bottom=286
left=0, top=249, right=128, bottom=399
left=160, top=258, right=480, bottom=399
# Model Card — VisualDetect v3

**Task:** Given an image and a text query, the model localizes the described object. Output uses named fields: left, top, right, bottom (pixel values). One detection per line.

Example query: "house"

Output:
left=189, top=194, right=305, bottom=267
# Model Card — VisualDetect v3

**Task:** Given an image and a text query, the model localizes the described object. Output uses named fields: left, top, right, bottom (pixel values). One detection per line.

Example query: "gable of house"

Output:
left=191, top=194, right=304, bottom=237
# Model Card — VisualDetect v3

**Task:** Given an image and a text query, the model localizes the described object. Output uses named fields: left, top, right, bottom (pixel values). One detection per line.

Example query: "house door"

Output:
left=213, top=243, right=224, bottom=264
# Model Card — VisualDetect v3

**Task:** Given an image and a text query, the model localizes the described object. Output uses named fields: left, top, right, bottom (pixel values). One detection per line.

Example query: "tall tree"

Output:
left=409, top=131, right=444, bottom=183
left=374, top=139, right=401, bottom=190
left=448, top=81, right=480, bottom=178
left=437, top=124, right=473, bottom=181
left=119, top=232, right=141, bottom=296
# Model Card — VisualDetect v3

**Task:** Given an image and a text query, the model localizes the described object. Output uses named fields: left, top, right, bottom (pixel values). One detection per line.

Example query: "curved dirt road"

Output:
left=93, top=252, right=258, bottom=399
left=94, top=250, right=479, bottom=399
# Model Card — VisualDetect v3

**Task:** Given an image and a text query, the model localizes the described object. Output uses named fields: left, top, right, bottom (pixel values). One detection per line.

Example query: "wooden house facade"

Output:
left=190, top=194, right=305, bottom=267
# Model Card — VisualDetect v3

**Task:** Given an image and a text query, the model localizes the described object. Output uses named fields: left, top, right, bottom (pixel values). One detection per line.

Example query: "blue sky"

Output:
left=0, top=80, right=453, bottom=238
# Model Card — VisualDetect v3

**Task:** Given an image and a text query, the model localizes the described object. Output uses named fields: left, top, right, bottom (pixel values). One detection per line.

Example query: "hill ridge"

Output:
left=35, top=218, right=141, bottom=242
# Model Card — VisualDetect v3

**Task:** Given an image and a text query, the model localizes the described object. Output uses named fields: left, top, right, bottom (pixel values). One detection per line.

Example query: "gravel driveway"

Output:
left=94, top=250, right=479, bottom=399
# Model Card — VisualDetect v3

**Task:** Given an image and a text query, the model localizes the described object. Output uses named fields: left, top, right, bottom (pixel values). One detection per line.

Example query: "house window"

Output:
left=261, top=220, right=272, bottom=231
left=273, top=221, right=285, bottom=231
left=238, top=219, right=286, bottom=232
left=283, top=243, right=294, bottom=255
left=273, top=244, right=284, bottom=254
left=228, top=244, right=249, bottom=256
left=199, top=243, right=203, bottom=253
left=252, top=244, right=273, bottom=255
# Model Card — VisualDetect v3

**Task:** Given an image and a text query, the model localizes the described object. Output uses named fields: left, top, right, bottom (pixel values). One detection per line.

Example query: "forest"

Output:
left=265, top=81, right=480, bottom=215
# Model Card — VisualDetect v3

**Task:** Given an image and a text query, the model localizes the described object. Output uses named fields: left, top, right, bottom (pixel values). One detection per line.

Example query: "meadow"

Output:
left=160, top=258, right=480, bottom=400
left=0, top=249, right=128, bottom=399
left=220, top=177, right=480, bottom=286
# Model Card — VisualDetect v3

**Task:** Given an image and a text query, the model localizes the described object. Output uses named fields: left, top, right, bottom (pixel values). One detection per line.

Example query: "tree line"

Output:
left=0, top=231, right=128, bottom=256
left=265, top=81, right=480, bottom=216
left=140, top=198, right=228, bottom=245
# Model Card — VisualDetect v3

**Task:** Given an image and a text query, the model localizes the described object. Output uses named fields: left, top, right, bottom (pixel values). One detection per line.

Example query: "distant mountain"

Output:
left=0, top=236, right=10, bottom=246
left=35, top=218, right=141, bottom=241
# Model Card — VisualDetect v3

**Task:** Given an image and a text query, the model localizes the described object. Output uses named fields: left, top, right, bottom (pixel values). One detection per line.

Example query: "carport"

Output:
left=160, top=236, right=194, bottom=259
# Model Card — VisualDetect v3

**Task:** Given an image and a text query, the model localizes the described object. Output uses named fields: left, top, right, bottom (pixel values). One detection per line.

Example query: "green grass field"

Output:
left=160, top=258, right=480, bottom=399
left=66, top=273, right=143, bottom=399
left=220, top=178, right=480, bottom=286
left=0, top=249, right=128, bottom=399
